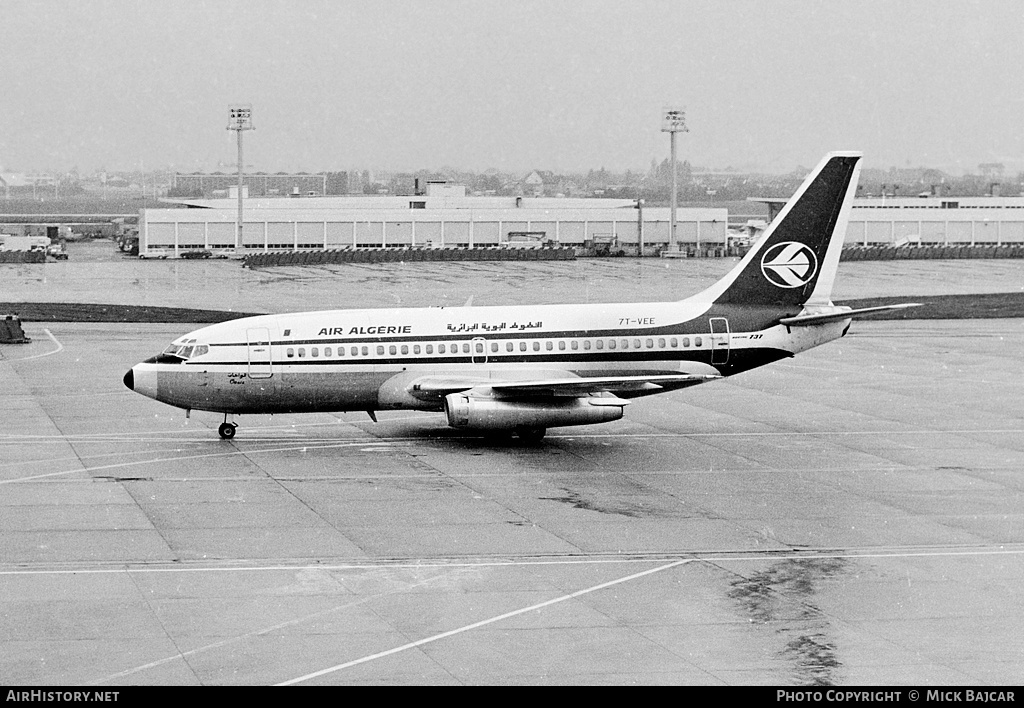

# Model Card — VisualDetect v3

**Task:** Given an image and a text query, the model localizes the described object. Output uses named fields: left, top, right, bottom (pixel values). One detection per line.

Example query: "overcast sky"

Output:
left=1, top=0, right=1022, bottom=175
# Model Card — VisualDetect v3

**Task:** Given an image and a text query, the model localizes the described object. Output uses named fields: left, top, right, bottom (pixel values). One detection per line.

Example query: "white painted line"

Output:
left=275, top=559, right=690, bottom=686
left=4, top=545, right=1023, bottom=578
left=86, top=569, right=451, bottom=686
left=0, top=440, right=405, bottom=485
left=15, top=328, right=63, bottom=361
left=553, top=428, right=1024, bottom=439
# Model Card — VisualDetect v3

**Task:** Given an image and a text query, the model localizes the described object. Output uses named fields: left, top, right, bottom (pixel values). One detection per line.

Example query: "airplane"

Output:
left=123, top=151, right=918, bottom=443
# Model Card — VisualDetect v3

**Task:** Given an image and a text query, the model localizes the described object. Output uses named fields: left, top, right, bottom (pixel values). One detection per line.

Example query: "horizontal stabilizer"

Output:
left=779, top=303, right=922, bottom=326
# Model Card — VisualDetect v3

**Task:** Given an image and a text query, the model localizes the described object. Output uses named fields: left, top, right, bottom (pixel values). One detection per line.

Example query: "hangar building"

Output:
left=846, top=196, right=1024, bottom=245
left=755, top=195, right=1024, bottom=245
left=138, top=183, right=728, bottom=257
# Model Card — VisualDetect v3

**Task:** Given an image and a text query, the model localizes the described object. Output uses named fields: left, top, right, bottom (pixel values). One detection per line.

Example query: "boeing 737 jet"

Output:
left=123, top=152, right=917, bottom=442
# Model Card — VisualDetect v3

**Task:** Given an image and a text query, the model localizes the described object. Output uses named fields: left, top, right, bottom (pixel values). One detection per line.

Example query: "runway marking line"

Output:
left=275, top=558, right=691, bottom=686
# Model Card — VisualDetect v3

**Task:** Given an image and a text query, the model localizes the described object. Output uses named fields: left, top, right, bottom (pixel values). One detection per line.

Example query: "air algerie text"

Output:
left=318, top=326, right=412, bottom=336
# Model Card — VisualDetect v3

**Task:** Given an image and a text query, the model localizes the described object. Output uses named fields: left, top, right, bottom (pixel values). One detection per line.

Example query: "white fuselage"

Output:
left=127, top=296, right=847, bottom=416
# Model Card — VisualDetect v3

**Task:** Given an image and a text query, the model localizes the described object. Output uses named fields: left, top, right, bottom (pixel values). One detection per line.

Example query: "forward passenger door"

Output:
left=246, top=328, right=274, bottom=379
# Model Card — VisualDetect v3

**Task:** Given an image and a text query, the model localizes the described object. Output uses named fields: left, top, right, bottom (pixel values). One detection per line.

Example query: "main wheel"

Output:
left=516, top=427, right=546, bottom=444
left=218, top=422, right=237, bottom=439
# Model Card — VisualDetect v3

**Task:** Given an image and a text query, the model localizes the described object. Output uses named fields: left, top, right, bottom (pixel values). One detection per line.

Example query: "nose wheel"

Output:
left=218, top=421, right=237, bottom=439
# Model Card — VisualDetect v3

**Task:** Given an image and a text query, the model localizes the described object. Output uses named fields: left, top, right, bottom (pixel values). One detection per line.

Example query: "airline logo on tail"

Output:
left=760, top=241, right=818, bottom=288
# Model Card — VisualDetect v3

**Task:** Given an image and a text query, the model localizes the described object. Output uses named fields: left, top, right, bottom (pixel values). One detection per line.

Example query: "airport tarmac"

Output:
left=4, top=239, right=1024, bottom=313
left=1, top=251, right=1023, bottom=685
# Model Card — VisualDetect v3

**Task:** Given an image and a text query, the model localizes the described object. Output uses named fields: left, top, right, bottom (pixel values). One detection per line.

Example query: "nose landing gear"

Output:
left=218, top=414, right=237, bottom=440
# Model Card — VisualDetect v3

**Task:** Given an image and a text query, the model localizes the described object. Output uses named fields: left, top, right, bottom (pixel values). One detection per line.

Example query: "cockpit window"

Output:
left=157, top=341, right=207, bottom=362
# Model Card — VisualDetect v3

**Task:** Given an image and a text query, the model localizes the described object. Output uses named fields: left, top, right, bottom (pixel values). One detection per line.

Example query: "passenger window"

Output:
left=491, top=343, right=499, bottom=352
left=325, top=347, right=332, bottom=357
left=401, top=345, right=408, bottom=355
left=476, top=343, right=484, bottom=353
left=584, top=340, right=591, bottom=350
left=558, top=341, right=566, bottom=351
left=506, top=342, right=514, bottom=352
left=596, top=340, right=604, bottom=350
left=298, top=348, right=305, bottom=358
left=520, top=342, right=527, bottom=352
left=621, top=339, right=629, bottom=349
left=671, top=338, right=679, bottom=348
left=462, top=343, right=470, bottom=353
left=426, top=344, right=433, bottom=354
left=287, top=348, right=295, bottom=358
left=695, top=336, right=703, bottom=347
left=361, top=346, right=368, bottom=355
left=414, top=345, right=421, bottom=354
left=658, top=338, right=666, bottom=348
left=389, top=345, right=397, bottom=355
left=533, top=342, right=540, bottom=351
left=376, top=346, right=384, bottom=355
left=635, top=339, right=642, bottom=349
left=571, top=341, right=578, bottom=350
left=546, top=341, right=553, bottom=351
left=608, top=340, right=616, bottom=350
left=439, top=344, right=446, bottom=354
left=350, top=346, right=358, bottom=356
left=312, top=347, right=319, bottom=358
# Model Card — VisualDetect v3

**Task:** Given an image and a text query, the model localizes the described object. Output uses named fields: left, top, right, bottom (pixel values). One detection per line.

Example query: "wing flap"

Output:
left=409, top=373, right=719, bottom=400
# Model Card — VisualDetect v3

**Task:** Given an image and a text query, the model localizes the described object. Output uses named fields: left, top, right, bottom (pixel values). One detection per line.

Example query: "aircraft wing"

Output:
left=779, top=303, right=921, bottom=326
left=409, top=373, right=720, bottom=401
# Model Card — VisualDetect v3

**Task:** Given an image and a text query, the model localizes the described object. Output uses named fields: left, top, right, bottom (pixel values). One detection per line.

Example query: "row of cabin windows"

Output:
left=284, top=336, right=705, bottom=359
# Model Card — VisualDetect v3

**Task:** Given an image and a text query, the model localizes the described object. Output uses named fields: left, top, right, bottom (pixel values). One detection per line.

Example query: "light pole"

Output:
left=228, top=105, right=254, bottom=251
left=661, top=107, right=688, bottom=251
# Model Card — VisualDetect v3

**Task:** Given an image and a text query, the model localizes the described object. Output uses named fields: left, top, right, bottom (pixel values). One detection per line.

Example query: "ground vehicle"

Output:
left=46, top=243, right=68, bottom=260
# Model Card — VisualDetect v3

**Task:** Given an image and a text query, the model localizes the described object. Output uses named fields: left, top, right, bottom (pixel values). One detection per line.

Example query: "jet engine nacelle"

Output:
left=444, top=393, right=625, bottom=430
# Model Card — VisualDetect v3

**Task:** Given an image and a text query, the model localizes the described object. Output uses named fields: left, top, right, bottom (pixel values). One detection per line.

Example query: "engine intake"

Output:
left=444, top=394, right=624, bottom=430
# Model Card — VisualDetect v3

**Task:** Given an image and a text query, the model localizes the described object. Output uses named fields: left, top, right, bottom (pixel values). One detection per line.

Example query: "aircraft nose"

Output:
left=123, top=368, right=135, bottom=391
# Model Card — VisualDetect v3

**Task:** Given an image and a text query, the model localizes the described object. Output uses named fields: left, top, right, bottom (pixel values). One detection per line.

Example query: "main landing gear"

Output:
left=515, top=427, right=546, bottom=445
left=218, top=414, right=237, bottom=440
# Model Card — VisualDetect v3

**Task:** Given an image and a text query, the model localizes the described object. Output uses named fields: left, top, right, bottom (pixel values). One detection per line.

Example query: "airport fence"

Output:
left=242, top=246, right=576, bottom=268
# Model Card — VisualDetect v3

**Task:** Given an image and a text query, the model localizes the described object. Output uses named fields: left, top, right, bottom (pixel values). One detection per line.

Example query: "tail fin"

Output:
left=701, top=151, right=861, bottom=309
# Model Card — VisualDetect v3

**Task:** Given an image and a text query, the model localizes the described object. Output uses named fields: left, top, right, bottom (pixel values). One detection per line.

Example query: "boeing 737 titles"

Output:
left=123, top=152, right=918, bottom=442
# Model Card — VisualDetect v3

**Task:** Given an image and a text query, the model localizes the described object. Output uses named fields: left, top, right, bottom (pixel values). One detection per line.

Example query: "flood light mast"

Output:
left=228, top=105, right=254, bottom=251
left=661, top=107, right=689, bottom=250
